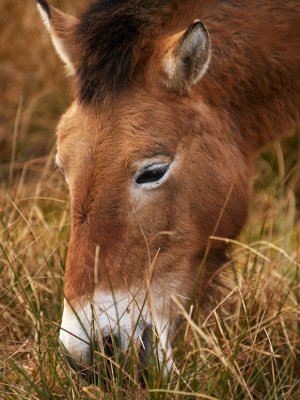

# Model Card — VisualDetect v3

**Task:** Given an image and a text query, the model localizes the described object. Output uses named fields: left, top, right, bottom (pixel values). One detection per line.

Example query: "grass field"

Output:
left=0, top=1, right=300, bottom=399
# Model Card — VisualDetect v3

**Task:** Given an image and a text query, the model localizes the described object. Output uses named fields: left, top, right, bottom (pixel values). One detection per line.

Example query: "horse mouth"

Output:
left=61, top=323, right=172, bottom=384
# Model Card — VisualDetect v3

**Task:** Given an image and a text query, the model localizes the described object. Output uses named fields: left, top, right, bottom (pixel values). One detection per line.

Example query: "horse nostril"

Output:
left=102, top=334, right=119, bottom=358
left=139, top=326, right=153, bottom=368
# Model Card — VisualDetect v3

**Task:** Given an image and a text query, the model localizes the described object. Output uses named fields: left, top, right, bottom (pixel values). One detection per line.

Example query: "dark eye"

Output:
left=135, top=163, right=170, bottom=185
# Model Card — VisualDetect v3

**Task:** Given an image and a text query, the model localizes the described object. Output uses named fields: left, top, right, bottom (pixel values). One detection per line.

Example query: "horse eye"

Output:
left=135, top=163, right=170, bottom=185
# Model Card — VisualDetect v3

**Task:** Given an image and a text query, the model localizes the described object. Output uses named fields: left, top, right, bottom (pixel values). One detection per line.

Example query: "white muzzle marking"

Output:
left=59, top=289, right=172, bottom=370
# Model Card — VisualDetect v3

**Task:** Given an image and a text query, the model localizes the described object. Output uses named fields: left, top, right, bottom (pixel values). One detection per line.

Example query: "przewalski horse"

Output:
left=36, top=0, right=300, bottom=373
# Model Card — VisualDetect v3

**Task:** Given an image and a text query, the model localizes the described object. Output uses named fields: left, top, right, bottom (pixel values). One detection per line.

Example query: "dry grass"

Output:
left=0, top=1, right=300, bottom=399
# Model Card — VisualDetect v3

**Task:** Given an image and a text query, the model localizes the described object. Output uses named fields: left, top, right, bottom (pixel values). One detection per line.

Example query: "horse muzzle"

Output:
left=59, top=290, right=173, bottom=379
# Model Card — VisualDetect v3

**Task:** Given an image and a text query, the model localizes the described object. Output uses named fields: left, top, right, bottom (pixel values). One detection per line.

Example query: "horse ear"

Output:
left=37, top=0, right=78, bottom=75
left=161, top=21, right=211, bottom=93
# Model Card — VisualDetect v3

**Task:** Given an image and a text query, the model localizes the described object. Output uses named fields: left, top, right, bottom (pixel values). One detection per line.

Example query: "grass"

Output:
left=0, top=1, right=300, bottom=399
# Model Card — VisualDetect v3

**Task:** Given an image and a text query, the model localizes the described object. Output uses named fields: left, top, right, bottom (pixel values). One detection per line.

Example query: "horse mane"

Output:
left=76, top=0, right=182, bottom=104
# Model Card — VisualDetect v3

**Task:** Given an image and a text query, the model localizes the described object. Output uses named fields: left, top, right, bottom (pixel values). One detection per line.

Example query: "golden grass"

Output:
left=0, top=1, right=300, bottom=399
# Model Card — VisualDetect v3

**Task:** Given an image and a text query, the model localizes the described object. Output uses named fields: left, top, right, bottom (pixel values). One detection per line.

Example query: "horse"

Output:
left=36, top=0, right=300, bottom=374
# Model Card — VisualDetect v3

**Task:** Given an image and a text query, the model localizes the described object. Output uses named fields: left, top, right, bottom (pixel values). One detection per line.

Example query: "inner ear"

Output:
left=161, top=21, right=211, bottom=93
left=37, top=0, right=78, bottom=74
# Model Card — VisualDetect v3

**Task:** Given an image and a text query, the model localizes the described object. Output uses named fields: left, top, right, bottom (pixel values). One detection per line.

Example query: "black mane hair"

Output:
left=37, top=0, right=51, bottom=19
left=76, top=0, right=180, bottom=104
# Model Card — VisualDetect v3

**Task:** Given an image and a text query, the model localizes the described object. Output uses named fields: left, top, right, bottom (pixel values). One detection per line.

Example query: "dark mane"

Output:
left=76, top=0, right=180, bottom=104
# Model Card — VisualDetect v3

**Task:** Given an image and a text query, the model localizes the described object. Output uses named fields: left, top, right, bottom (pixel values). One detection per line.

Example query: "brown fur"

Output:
left=43, top=1, right=300, bottom=311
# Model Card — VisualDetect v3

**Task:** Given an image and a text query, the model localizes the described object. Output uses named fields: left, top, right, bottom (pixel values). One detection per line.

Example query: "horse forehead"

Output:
left=57, top=96, right=198, bottom=163
left=76, top=117, right=175, bottom=157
